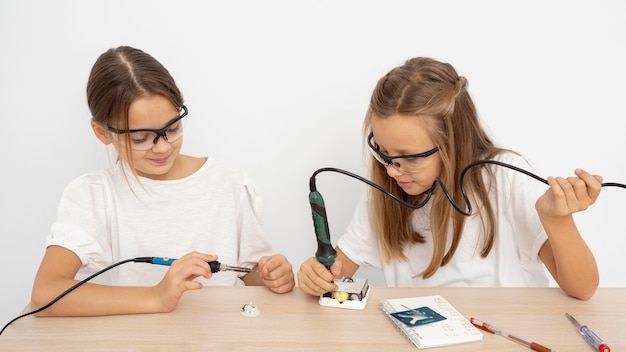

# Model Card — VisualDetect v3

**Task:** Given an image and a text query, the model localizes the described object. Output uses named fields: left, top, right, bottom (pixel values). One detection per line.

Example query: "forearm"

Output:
left=32, top=280, right=162, bottom=317
left=540, top=215, right=599, bottom=300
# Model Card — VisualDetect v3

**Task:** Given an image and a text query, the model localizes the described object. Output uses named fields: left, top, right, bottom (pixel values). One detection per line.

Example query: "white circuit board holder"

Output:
left=318, top=277, right=371, bottom=310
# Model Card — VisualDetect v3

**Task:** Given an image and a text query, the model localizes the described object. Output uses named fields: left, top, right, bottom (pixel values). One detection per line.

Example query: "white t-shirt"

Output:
left=46, top=157, right=272, bottom=287
left=338, top=152, right=550, bottom=287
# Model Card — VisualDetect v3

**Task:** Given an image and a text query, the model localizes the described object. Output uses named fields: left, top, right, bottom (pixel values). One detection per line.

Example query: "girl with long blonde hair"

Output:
left=298, top=57, right=601, bottom=300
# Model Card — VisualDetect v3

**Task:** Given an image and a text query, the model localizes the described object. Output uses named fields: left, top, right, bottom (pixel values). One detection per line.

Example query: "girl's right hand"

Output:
left=153, top=252, right=218, bottom=312
left=297, top=257, right=342, bottom=296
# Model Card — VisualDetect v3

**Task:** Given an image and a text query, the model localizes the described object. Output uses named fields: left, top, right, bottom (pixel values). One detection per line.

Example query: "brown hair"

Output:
left=363, top=57, right=507, bottom=278
left=86, top=46, right=184, bottom=175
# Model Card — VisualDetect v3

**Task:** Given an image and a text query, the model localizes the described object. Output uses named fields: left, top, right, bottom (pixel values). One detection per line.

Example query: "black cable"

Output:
left=0, top=257, right=151, bottom=336
left=0, top=256, right=236, bottom=335
left=311, top=159, right=626, bottom=217
left=308, top=159, right=626, bottom=267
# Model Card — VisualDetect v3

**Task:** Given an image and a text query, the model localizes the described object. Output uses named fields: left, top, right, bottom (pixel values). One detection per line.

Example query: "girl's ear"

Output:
left=91, top=120, right=113, bottom=145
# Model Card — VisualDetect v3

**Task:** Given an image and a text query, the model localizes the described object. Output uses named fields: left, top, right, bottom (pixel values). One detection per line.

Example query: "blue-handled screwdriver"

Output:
left=566, top=313, right=610, bottom=352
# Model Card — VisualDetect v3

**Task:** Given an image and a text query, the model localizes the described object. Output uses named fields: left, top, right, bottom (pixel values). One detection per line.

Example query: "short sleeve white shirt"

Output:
left=46, top=157, right=272, bottom=287
left=337, top=153, right=550, bottom=287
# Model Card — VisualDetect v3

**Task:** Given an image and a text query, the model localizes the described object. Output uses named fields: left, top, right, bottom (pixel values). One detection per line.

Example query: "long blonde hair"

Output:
left=363, top=57, right=506, bottom=278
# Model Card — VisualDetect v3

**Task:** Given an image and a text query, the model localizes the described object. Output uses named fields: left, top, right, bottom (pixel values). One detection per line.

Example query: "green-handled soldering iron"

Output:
left=309, top=176, right=337, bottom=268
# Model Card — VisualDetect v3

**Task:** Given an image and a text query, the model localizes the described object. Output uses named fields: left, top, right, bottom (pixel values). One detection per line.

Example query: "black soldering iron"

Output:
left=134, top=257, right=258, bottom=273
left=308, top=175, right=337, bottom=268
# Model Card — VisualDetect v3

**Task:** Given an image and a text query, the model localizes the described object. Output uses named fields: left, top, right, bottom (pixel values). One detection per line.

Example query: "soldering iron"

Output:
left=308, top=187, right=337, bottom=267
left=139, top=257, right=257, bottom=273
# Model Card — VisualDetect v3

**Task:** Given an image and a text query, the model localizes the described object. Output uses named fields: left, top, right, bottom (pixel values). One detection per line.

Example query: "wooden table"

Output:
left=0, top=286, right=623, bottom=351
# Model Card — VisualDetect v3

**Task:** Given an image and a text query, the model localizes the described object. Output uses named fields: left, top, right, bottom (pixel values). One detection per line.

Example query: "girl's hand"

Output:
left=153, top=251, right=217, bottom=312
left=536, top=169, right=602, bottom=219
left=257, top=254, right=295, bottom=294
left=297, top=257, right=342, bottom=296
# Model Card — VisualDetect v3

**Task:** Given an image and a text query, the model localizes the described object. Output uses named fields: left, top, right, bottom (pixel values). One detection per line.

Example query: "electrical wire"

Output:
left=311, top=159, right=626, bottom=216
left=0, top=257, right=148, bottom=336
left=0, top=256, right=252, bottom=335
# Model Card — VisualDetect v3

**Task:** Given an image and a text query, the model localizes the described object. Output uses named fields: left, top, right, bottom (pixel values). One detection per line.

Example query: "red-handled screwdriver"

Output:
left=566, top=313, right=610, bottom=352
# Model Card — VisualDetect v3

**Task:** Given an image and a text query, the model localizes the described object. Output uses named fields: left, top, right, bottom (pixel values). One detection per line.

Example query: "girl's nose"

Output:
left=385, top=164, right=404, bottom=177
left=150, top=135, right=172, bottom=153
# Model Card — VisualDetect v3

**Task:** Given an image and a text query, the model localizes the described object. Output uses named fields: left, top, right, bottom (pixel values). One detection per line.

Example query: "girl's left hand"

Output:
left=536, top=168, right=603, bottom=218
left=257, top=254, right=295, bottom=294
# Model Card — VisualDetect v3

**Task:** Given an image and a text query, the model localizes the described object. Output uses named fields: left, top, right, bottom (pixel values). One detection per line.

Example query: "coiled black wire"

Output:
left=310, top=159, right=626, bottom=216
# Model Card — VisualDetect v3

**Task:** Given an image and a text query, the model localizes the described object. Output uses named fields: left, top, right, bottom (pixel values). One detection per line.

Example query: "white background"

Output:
left=1, top=0, right=625, bottom=327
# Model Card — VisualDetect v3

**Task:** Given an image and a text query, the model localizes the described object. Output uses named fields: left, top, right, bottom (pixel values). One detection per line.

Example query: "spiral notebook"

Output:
left=380, top=295, right=482, bottom=349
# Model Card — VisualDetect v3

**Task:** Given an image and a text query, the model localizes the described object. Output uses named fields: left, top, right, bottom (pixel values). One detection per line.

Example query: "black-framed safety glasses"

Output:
left=367, top=132, right=439, bottom=173
left=106, top=105, right=188, bottom=150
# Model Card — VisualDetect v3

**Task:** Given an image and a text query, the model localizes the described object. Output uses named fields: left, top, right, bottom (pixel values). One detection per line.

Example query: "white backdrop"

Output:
left=1, top=0, right=625, bottom=327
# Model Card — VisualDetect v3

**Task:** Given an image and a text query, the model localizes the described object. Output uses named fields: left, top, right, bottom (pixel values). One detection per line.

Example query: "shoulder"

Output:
left=487, top=152, right=547, bottom=195
left=483, top=152, right=539, bottom=177
left=489, top=151, right=532, bottom=166
left=63, top=169, right=112, bottom=193
left=204, top=156, right=245, bottom=175
left=193, top=157, right=259, bottom=197
left=203, top=157, right=251, bottom=183
left=57, top=169, right=118, bottom=209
